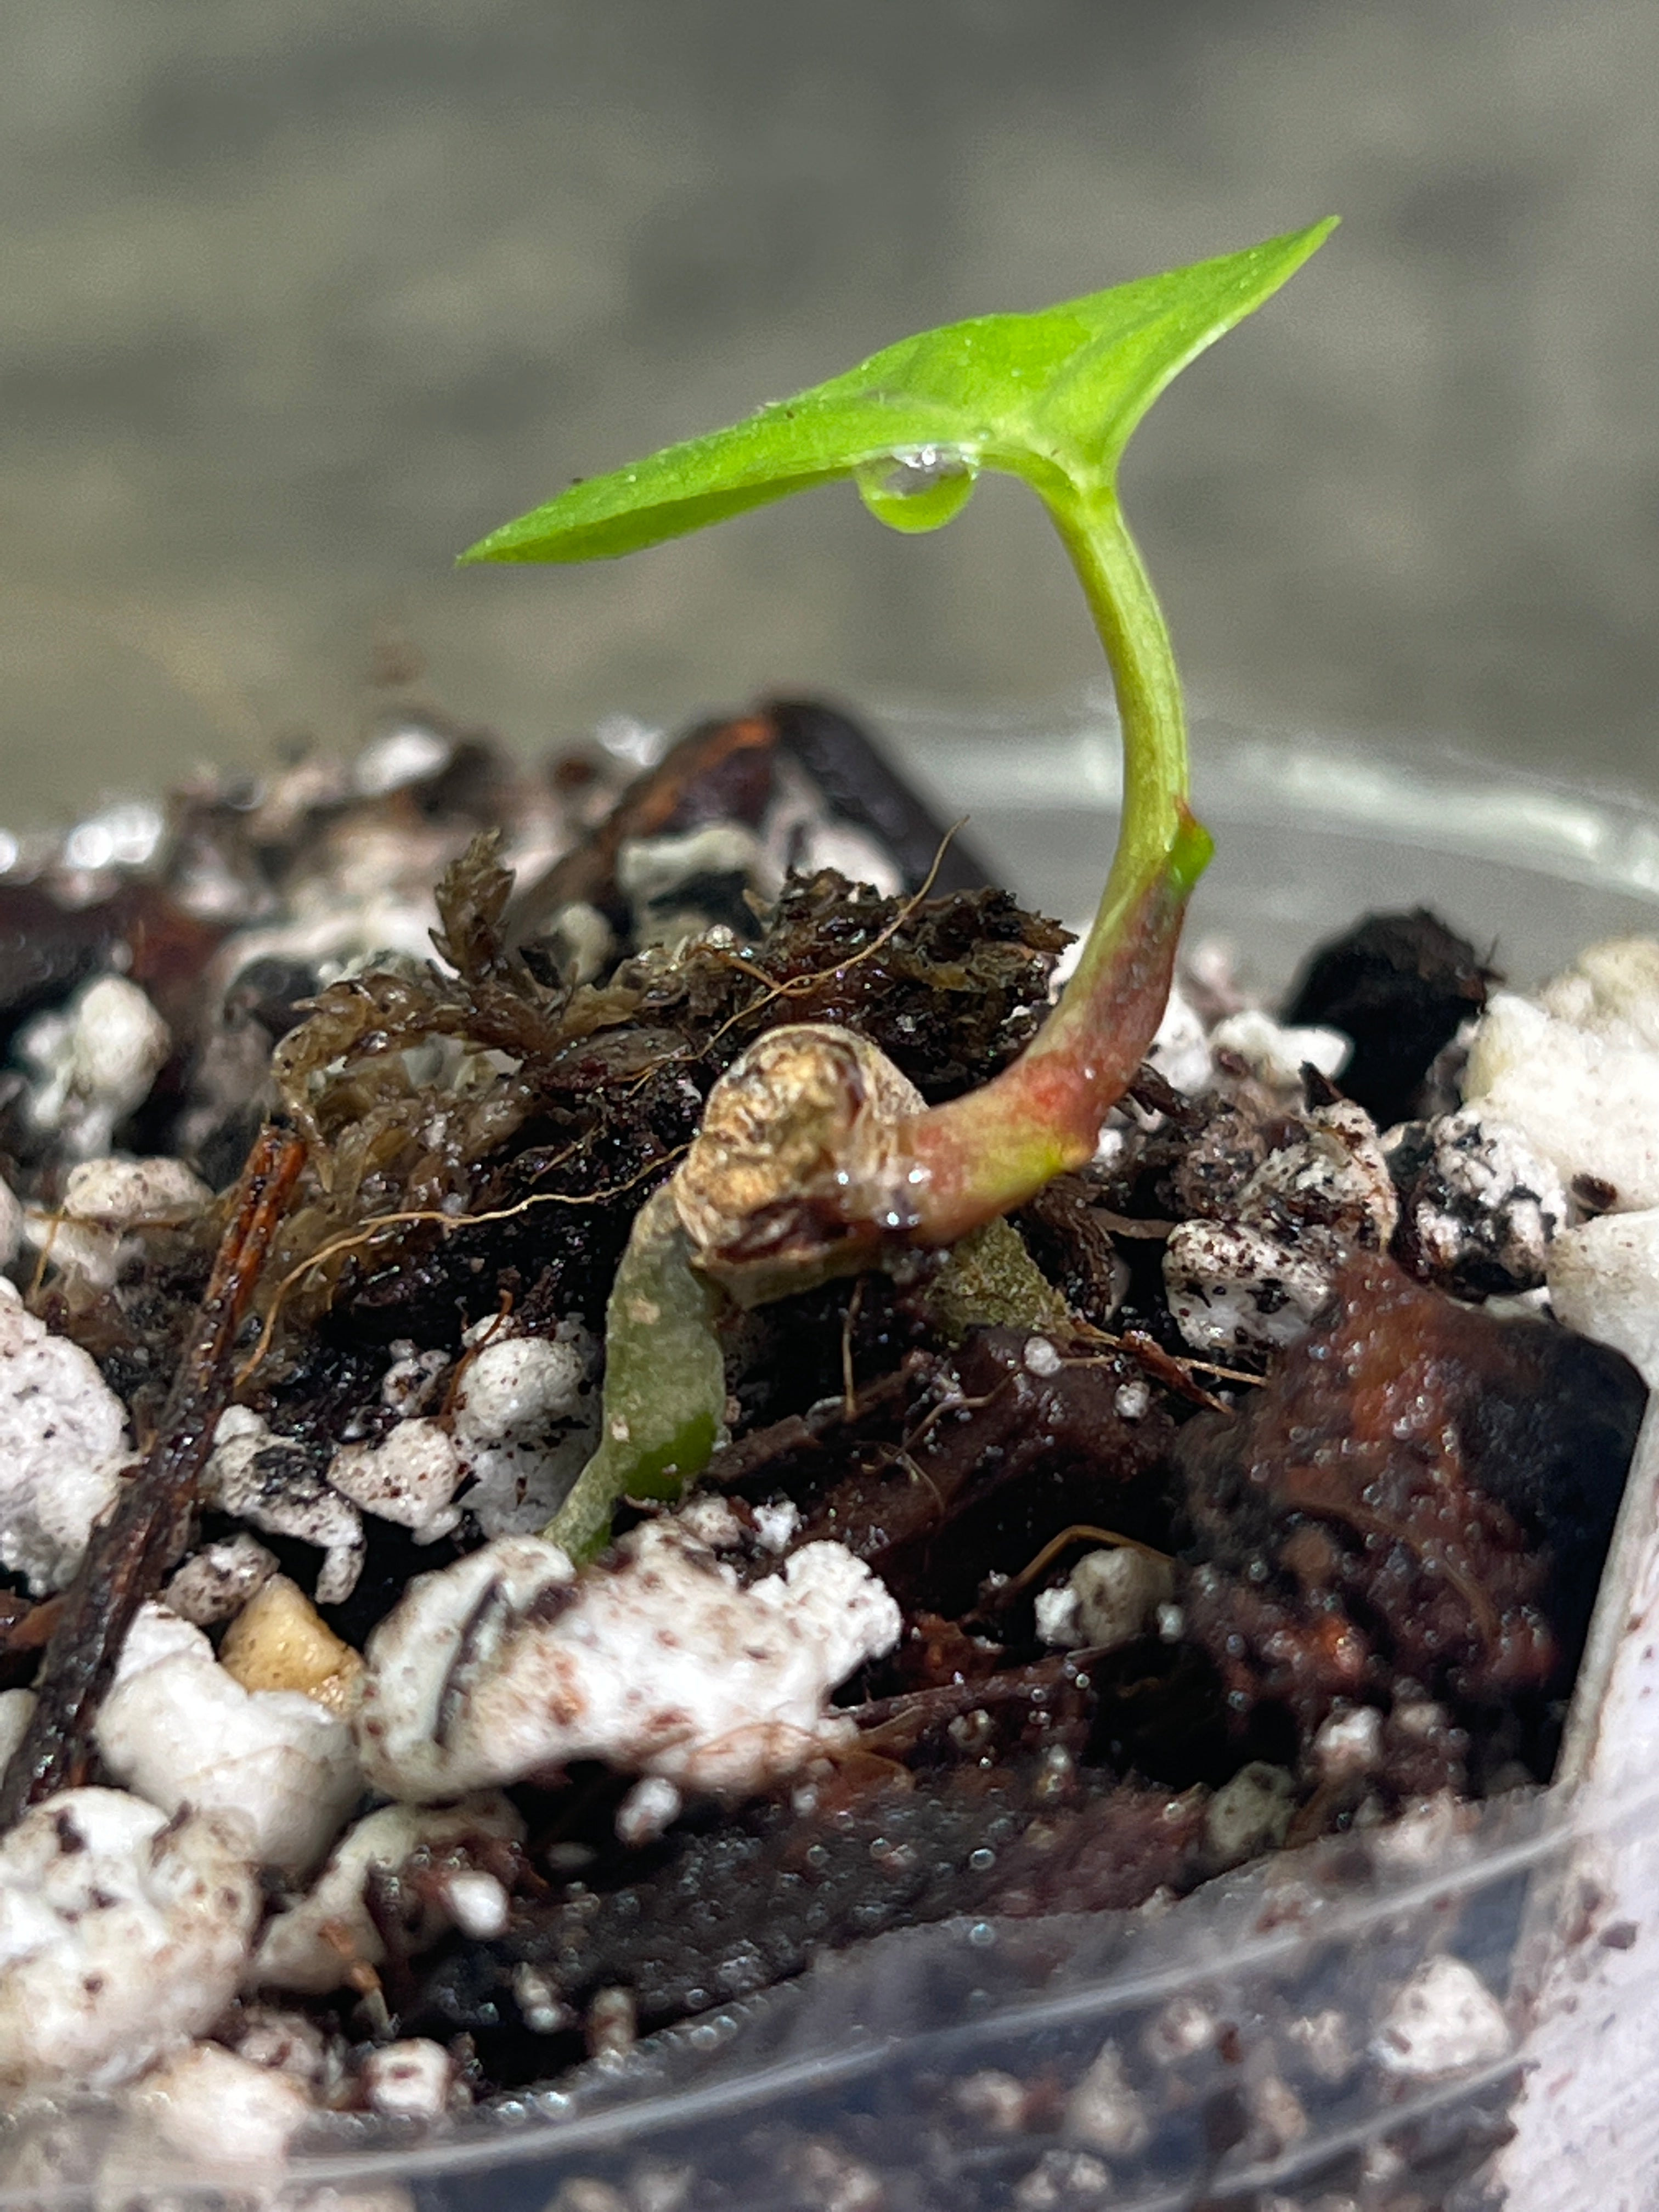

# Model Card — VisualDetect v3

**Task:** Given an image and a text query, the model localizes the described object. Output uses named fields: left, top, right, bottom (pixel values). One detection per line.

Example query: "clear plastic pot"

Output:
left=7, top=712, right=1657, bottom=2211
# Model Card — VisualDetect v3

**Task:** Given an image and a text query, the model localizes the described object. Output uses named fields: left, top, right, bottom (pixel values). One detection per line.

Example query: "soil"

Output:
left=0, top=697, right=1646, bottom=2138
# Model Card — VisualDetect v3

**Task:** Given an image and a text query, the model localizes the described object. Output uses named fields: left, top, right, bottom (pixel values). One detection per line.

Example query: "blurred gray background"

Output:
left=3, top=0, right=1657, bottom=825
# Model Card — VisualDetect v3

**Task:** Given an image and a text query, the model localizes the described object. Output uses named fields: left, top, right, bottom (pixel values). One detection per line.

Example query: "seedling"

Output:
left=463, top=219, right=1336, bottom=1555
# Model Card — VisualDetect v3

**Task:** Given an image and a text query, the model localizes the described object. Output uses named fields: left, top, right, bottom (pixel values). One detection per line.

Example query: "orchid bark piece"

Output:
left=469, top=223, right=1336, bottom=1550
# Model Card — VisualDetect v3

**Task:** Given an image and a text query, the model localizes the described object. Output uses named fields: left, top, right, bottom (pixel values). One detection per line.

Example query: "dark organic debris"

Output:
left=1176, top=1249, right=1645, bottom=1769
left=1283, top=908, right=1492, bottom=1130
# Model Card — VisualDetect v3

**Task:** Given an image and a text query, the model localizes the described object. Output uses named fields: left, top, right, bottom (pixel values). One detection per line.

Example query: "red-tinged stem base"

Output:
left=899, top=815, right=1209, bottom=1245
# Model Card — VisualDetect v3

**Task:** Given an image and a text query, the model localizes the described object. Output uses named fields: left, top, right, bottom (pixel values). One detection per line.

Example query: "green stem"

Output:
left=1040, top=479, right=1195, bottom=1020
left=899, top=479, right=1211, bottom=1237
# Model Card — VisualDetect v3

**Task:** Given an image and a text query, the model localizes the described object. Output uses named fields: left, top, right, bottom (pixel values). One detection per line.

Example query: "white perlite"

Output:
left=25, top=1154, right=212, bottom=1290
left=0, top=1789, right=259, bottom=2094
left=1373, top=1955, right=1512, bottom=2078
left=1146, top=983, right=1214, bottom=1098
left=122, top=2041, right=314, bottom=2180
left=1548, top=1209, right=1659, bottom=1388
left=361, top=2039, right=457, bottom=2121
left=1035, top=1547, right=1173, bottom=1653
left=0, top=1691, right=33, bottom=1778
left=1207, top=1007, right=1351, bottom=1093
left=1538, top=934, right=1659, bottom=1051
left=1463, top=989, right=1659, bottom=1209
left=202, top=1406, right=366, bottom=1605
left=450, top=1323, right=601, bottom=1538
left=15, top=974, right=171, bottom=1158
left=0, top=1277, right=130, bottom=1593
left=163, top=1533, right=280, bottom=1627
left=1205, top=1762, right=1297, bottom=1864
left=253, top=1797, right=525, bottom=1996
left=327, top=1417, right=466, bottom=1543
left=357, top=1522, right=902, bottom=1802
left=1065, top=2040, right=1150, bottom=2157
left=95, top=1604, right=361, bottom=1876
left=1163, top=1099, right=1397, bottom=1357
left=1387, top=1108, right=1565, bottom=1293
left=0, top=1176, right=22, bottom=1271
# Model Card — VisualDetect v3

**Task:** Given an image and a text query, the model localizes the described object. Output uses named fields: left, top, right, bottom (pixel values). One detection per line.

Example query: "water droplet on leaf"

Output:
left=854, top=445, right=979, bottom=532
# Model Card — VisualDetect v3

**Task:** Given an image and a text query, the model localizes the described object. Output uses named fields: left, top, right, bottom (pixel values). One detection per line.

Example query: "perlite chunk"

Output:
left=356, top=1521, right=902, bottom=1801
left=0, top=1789, right=259, bottom=2094
left=15, top=974, right=171, bottom=1159
left=95, top=1604, right=361, bottom=1876
left=202, top=1406, right=366, bottom=1605
left=0, top=1277, right=130, bottom=1593
left=252, top=1796, right=526, bottom=1996
left=1163, top=1100, right=1397, bottom=1356
left=1463, top=989, right=1659, bottom=1209
left=1548, top=1208, right=1659, bottom=1389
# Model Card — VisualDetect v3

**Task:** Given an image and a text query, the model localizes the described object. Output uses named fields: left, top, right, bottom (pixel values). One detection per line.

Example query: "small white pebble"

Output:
left=1034, top=1583, right=1082, bottom=1648
left=25, top=1155, right=212, bottom=1290
left=512, top=1962, right=575, bottom=2035
left=587, top=1984, right=636, bottom=2063
left=126, top=2040, right=314, bottom=2178
left=164, top=1534, right=280, bottom=1627
left=1156, top=1602, right=1184, bottom=1643
left=1013, top=2149, right=1111, bottom=2210
left=361, top=2038, right=455, bottom=2121
left=1386, top=1108, right=1565, bottom=1294
left=1113, top=1378, right=1151, bottom=1421
left=16, top=974, right=171, bottom=1157
left=253, top=1797, right=525, bottom=1995
left=1068, top=1548, right=1174, bottom=1654
left=1373, top=1955, right=1511, bottom=2077
left=1548, top=1208, right=1659, bottom=1388
left=204, top=1406, right=366, bottom=1604
left=1285, top=2006, right=1356, bottom=2085
left=452, top=1325, right=600, bottom=1538
left=231, top=2005, right=337, bottom=2094
left=97, top=1602, right=362, bottom=1876
left=0, top=1278, right=131, bottom=1593
left=750, top=1498, right=800, bottom=1553
left=1065, top=2039, right=1149, bottom=2156
left=1148, top=983, right=1214, bottom=1097
left=1143, top=1994, right=1216, bottom=2064
left=442, top=1870, right=510, bottom=1941
left=673, top=1494, right=743, bottom=1550
left=1210, top=1008, right=1351, bottom=1092
left=1206, top=1762, right=1296, bottom=1863
left=955, top=2068, right=1031, bottom=2133
left=357, top=1525, right=901, bottom=1802
left=1023, top=1335, right=1063, bottom=1378
left=0, top=1688, right=35, bottom=1774
left=328, top=1418, right=465, bottom=1542
left=1464, top=991, right=1659, bottom=1208
left=1313, top=1704, right=1384, bottom=1782
left=0, top=1790, right=259, bottom=2094
left=788, top=2137, right=885, bottom=2212
left=1163, top=1101, right=1395, bottom=1358
left=1249, top=2070, right=1308, bottom=2157
left=379, top=1345, right=449, bottom=1414
left=614, top=1776, right=684, bottom=1848
left=1538, top=935, right=1659, bottom=1051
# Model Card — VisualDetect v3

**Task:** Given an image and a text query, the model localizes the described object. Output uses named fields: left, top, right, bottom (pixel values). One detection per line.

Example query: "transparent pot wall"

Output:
left=10, top=715, right=1658, bottom=2212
